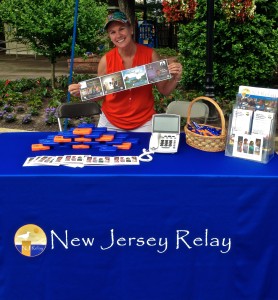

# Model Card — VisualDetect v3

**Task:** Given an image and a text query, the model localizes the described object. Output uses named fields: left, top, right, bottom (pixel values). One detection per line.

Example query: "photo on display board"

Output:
left=79, top=77, right=104, bottom=101
left=145, top=59, right=171, bottom=83
left=122, top=65, right=148, bottom=89
left=100, top=72, right=125, bottom=95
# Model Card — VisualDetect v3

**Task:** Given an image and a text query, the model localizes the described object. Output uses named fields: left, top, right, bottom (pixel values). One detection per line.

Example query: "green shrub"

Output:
left=11, top=78, right=38, bottom=92
left=28, top=107, right=40, bottom=116
left=0, top=0, right=107, bottom=88
left=27, top=94, right=43, bottom=110
left=155, top=47, right=179, bottom=58
left=48, top=89, right=67, bottom=108
left=178, top=0, right=278, bottom=104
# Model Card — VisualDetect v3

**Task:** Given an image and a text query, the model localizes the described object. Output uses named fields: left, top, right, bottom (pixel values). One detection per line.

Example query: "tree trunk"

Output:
left=107, top=0, right=118, bottom=6
left=0, top=23, right=6, bottom=53
left=51, top=62, right=56, bottom=89
left=118, top=0, right=136, bottom=35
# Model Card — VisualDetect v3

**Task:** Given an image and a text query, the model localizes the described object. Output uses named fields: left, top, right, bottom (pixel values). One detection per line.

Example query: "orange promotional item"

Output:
left=74, top=137, right=92, bottom=142
left=54, top=136, right=72, bottom=143
left=95, top=135, right=114, bottom=142
left=31, top=144, right=51, bottom=151
left=72, top=145, right=90, bottom=149
left=115, top=142, right=132, bottom=150
left=73, top=128, right=92, bottom=135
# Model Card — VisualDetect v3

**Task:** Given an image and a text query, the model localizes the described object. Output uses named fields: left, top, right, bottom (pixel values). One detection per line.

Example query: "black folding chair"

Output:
left=57, top=102, right=102, bottom=131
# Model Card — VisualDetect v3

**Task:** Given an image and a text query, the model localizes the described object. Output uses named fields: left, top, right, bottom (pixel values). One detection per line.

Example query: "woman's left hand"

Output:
left=168, top=62, right=183, bottom=82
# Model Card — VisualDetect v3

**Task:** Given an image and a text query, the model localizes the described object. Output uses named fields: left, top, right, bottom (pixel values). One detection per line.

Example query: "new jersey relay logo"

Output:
left=14, top=224, right=47, bottom=257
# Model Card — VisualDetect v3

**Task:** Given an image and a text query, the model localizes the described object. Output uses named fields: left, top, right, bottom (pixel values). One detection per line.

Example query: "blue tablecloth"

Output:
left=0, top=131, right=277, bottom=300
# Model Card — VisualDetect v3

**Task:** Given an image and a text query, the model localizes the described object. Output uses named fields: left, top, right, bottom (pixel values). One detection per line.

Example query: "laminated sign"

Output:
left=79, top=59, right=171, bottom=101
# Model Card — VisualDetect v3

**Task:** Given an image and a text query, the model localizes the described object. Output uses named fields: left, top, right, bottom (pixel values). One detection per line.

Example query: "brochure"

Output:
left=79, top=59, right=171, bottom=101
left=23, top=155, right=140, bottom=167
left=237, top=92, right=278, bottom=113
left=230, top=108, right=253, bottom=135
left=251, top=110, right=275, bottom=138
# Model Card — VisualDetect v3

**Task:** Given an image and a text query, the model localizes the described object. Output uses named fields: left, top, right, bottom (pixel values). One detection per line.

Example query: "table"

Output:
left=0, top=131, right=278, bottom=300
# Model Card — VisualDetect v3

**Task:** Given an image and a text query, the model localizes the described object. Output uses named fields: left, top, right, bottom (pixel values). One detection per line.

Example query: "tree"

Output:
left=118, top=0, right=136, bottom=26
left=178, top=0, right=278, bottom=102
left=0, top=0, right=107, bottom=88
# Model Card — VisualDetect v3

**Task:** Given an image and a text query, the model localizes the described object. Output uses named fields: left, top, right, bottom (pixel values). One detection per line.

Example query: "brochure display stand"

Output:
left=225, top=86, right=278, bottom=164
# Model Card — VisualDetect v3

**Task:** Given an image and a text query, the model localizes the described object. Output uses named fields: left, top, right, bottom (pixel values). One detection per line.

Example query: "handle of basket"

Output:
left=186, top=96, right=226, bottom=136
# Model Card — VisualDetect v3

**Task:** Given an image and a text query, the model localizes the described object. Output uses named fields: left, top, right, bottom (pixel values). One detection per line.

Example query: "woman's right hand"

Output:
left=68, top=83, right=81, bottom=97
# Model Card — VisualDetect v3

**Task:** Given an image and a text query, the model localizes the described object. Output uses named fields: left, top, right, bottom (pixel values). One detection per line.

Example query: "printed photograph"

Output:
left=122, top=65, right=148, bottom=89
left=80, top=77, right=103, bottom=101
left=232, top=134, right=263, bottom=161
left=100, top=72, right=125, bottom=95
left=145, top=59, right=171, bottom=83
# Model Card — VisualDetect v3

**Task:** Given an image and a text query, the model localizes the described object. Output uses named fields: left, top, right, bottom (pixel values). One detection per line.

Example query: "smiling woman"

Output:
left=68, top=11, right=183, bottom=133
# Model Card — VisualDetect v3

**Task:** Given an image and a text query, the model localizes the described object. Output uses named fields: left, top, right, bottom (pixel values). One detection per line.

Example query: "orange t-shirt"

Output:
left=102, top=44, right=156, bottom=130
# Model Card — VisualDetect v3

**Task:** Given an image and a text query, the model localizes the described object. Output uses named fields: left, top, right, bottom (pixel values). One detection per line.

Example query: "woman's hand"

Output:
left=155, top=61, right=183, bottom=96
left=168, top=62, right=183, bottom=82
left=68, top=83, right=81, bottom=97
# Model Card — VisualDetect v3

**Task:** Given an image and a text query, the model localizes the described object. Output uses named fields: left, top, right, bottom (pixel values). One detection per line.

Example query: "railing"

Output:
left=0, top=39, right=36, bottom=58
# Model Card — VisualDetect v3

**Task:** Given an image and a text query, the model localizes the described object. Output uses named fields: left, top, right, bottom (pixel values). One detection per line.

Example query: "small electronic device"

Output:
left=149, top=114, right=180, bottom=153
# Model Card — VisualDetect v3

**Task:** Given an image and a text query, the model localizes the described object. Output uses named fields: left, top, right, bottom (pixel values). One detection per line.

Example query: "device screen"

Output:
left=153, top=115, right=180, bottom=133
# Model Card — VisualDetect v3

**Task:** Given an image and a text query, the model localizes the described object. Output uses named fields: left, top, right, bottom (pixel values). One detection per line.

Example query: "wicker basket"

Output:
left=184, top=96, right=226, bottom=152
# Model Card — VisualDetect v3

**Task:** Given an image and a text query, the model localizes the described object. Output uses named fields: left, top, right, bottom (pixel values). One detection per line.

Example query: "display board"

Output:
left=79, top=59, right=171, bottom=101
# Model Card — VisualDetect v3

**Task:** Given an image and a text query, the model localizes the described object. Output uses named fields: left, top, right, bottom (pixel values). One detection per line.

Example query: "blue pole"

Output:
left=63, top=0, right=79, bottom=131
left=67, top=0, right=79, bottom=98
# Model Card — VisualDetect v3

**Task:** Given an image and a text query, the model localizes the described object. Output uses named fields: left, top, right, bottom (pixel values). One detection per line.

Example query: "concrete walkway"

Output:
left=0, top=54, right=69, bottom=80
left=0, top=128, right=29, bottom=133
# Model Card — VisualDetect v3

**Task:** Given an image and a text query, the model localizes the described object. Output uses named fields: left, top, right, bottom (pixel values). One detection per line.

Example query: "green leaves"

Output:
left=178, top=0, right=278, bottom=104
left=0, top=0, right=108, bottom=86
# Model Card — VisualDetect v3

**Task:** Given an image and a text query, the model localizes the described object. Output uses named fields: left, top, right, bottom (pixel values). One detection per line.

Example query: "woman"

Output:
left=68, top=11, right=183, bottom=132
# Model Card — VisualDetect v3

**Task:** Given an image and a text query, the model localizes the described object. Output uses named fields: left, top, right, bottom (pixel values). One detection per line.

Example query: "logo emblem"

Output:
left=14, top=224, right=47, bottom=257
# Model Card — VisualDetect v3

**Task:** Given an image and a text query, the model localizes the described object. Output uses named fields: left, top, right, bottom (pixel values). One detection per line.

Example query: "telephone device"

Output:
left=149, top=114, right=181, bottom=153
